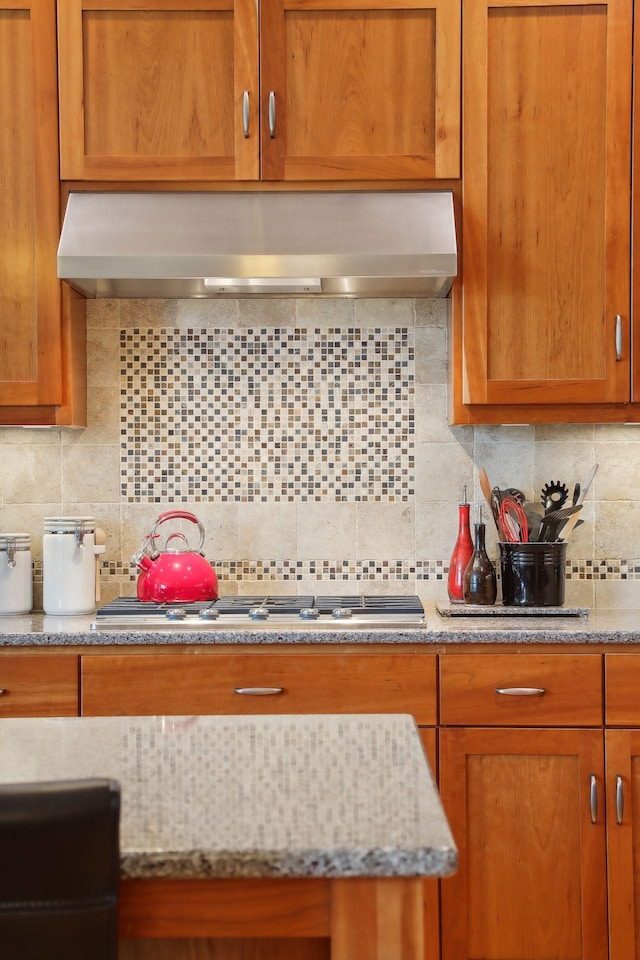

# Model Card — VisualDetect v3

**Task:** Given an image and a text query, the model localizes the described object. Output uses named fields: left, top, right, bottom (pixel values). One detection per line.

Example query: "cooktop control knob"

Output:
left=300, top=607, right=320, bottom=620
left=165, top=607, right=187, bottom=621
left=249, top=605, right=270, bottom=620
left=332, top=607, right=353, bottom=619
left=199, top=607, right=220, bottom=620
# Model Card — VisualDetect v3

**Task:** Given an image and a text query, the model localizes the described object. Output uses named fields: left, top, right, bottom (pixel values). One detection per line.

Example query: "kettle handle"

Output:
left=151, top=511, right=206, bottom=555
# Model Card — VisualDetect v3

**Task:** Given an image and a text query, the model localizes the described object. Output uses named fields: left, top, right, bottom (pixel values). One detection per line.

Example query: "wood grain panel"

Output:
left=440, top=653, right=603, bottom=726
left=58, top=0, right=259, bottom=179
left=488, top=6, right=606, bottom=383
left=81, top=652, right=437, bottom=722
left=605, top=730, right=640, bottom=960
left=119, top=878, right=330, bottom=938
left=260, top=0, right=459, bottom=180
left=0, top=0, right=61, bottom=407
left=461, top=0, right=631, bottom=407
left=83, top=10, right=235, bottom=158
left=440, top=727, right=607, bottom=960
left=0, top=653, right=79, bottom=716
left=605, top=654, right=640, bottom=725
left=119, top=939, right=329, bottom=960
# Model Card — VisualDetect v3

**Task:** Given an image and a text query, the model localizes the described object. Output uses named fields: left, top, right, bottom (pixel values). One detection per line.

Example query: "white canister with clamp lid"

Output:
left=43, top=517, right=106, bottom=615
left=0, top=534, right=32, bottom=615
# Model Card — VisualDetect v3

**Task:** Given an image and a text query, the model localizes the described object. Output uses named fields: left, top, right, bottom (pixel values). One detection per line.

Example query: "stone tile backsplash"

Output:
left=2, top=295, right=640, bottom=608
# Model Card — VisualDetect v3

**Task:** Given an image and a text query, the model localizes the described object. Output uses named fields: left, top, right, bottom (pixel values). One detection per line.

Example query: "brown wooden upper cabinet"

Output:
left=453, top=0, right=632, bottom=422
left=57, top=0, right=460, bottom=181
left=0, top=0, right=85, bottom=426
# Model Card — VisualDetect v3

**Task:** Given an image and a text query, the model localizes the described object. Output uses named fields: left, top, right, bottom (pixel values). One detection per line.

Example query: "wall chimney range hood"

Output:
left=57, top=191, right=457, bottom=299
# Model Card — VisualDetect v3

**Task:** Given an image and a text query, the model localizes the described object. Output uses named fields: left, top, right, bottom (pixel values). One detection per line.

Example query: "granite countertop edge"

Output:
left=2, top=607, right=640, bottom=645
left=120, top=845, right=459, bottom=880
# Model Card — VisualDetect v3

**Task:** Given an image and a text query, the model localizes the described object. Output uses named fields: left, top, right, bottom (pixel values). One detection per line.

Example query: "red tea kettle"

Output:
left=132, top=510, right=219, bottom=603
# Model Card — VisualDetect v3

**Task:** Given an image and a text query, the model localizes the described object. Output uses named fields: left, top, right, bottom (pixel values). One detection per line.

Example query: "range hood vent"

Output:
left=57, top=190, right=457, bottom=299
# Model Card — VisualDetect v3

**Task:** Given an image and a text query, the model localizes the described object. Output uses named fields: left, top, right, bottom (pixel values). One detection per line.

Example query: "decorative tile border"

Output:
left=120, top=327, right=414, bottom=504
left=34, top=558, right=640, bottom=586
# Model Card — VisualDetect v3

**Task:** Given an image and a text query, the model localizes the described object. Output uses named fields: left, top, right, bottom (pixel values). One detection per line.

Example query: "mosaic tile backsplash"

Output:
left=122, top=326, right=414, bottom=503
left=4, top=295, right=640, bottom=609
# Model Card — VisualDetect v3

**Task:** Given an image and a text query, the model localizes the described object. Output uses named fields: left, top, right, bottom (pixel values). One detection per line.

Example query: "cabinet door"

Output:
left=439, top=727, right=608, bottom=960
left=0, top=654, right=79, bottom=716
left=461, top=0, right=631, bottom=407
left=58, top=0, right=259, bottom=180
left=259, top=0, right=460, bottom=181
left=606, top=730, right=640, bottom=959
left=0, top=0, right=62, bottom=410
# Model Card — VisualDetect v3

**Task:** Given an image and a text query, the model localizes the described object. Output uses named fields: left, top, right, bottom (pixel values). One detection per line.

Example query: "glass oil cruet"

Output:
left=463, top=505, right=497, bottom=606
left=447, top=485, right=474, bottom=604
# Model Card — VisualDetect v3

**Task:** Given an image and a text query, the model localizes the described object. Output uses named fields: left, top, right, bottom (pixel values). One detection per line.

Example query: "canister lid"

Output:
left=0, top=533, right=30, bottom=550
left=44, top=516, right=96, bottom=534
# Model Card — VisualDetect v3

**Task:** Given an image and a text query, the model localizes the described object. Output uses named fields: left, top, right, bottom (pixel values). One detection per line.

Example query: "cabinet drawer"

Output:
left=0, top=654, right=79, bottom=717
left=440, top=654, right=602, bottom=726
left=605, top=654, right=640, bottom=725
left=81, top=652, right=437, bottom=722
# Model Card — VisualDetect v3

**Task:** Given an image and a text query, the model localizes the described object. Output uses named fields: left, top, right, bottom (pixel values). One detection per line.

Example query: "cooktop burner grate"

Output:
left=91, top=594, right=425, bottom=629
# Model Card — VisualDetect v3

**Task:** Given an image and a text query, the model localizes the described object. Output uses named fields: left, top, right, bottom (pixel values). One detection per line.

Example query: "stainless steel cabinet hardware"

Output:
left=616, top=775, right=624, bottom=824
left=494, top=687, right=546, bottom=696
left=590, top=774, right=598, bottom=823
left=233, top=686, right=284, bottom=696
left=615, top=314, right=623, bottom=360
left=242, top=91, right=250, bottom=138
left=268, top=91, right=276, bottom=138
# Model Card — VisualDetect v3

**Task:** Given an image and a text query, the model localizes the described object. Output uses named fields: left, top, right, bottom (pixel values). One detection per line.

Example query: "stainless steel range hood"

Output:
left=57, top=191, right=457, bottom=299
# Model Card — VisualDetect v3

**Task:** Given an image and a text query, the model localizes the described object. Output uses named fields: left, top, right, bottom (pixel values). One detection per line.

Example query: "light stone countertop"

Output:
left=0, top=605, right=640, bottom=645
left=0, top=713, right=457, bottom=880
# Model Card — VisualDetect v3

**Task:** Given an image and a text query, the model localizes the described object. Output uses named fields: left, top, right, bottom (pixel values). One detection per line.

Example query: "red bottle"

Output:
left=447, top=486, right=474, bottom=603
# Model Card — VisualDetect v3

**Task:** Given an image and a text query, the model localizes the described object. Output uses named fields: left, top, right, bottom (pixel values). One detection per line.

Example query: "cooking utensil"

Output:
left=498, top=496, right=529, bottom=543
left=576, top=463, right=599, bottom=505
left=572, top=482, right=580, bottom=505
left=557, top=510, right=582, bottom=541
left=479, top=468, right=500, bottom=531
left=538, top=504, right=582, bottom=542
left=132, top=510, right=218, bottom=603
left=541, top=481, right=569, bottom=513
left=523, top=505, right=543, bottom=542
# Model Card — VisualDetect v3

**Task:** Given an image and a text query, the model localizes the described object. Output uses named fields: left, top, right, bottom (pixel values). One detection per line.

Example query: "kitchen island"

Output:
left=0, top=713, right=456, bottom=959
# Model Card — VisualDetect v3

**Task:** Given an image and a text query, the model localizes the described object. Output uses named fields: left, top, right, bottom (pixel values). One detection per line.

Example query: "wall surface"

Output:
left=2, top=296, right=640, bottom=609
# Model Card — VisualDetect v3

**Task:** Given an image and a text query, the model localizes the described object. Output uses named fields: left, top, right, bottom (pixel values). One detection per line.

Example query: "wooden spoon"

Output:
left=479, top=467, right=500, bottom=531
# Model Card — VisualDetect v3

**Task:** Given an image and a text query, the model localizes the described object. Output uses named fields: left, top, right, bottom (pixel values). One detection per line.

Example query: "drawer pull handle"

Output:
left=242, top=90, right=250, bottom=138
left=616, top=775, right=624, bottom=824
left=590, top=774, right=598, bottom=823
left=268, top=91, right=276, bottom=138
left=0, top=688, right=6, bottom=696
left=495, top=687, right=546, bottom=696
left=233, top=686, right=284, bottom=696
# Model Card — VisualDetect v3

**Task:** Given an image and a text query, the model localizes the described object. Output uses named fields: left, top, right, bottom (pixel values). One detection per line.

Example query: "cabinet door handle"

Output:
left=590, top=774, right=598, bottom=823
left=495, top=687, right=546, bottom=696
left=242, top=91, right=250, bottom=138
left=0, top=688, right=6, bottom=696
left=616, top=774, right=624, bottom=824
left=268, top=91, right=276, bottom=138
left=233, top=686, right=284, bottom=696
left=615, top=314, right=623, bottom=360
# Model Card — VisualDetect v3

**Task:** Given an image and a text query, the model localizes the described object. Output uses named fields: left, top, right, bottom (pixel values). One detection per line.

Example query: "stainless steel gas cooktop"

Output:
left=91, top=595, right=426, bottom=631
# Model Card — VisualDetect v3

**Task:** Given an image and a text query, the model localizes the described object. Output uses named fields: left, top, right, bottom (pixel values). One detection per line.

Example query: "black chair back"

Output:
left=0, top=778, right=120, bottom=960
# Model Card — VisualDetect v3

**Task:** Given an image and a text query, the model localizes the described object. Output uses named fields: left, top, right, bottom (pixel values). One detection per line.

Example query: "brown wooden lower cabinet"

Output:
left=439, top=727, right=608, bottom=960
left=80, top=651, right=437, bottom=723
left=78, top=651, right=438, bottom=960
left=0, top=653, right=78, bottom=716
